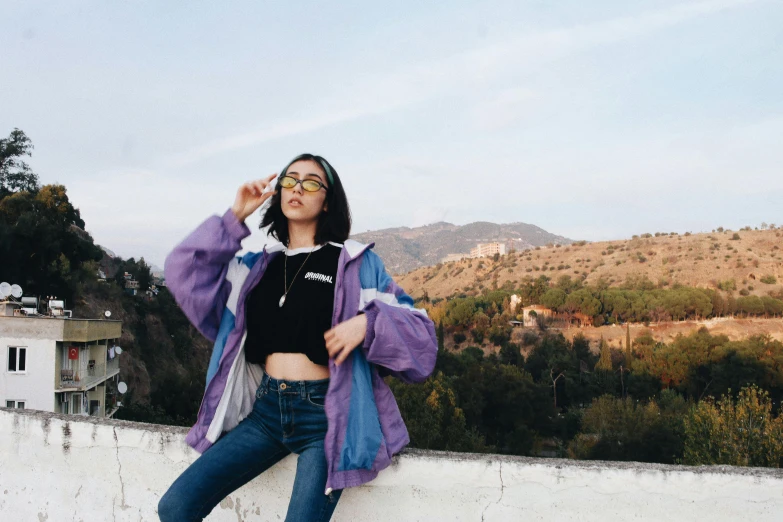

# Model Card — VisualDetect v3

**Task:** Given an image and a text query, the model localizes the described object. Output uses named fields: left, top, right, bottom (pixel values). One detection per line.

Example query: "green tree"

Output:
left=0, top=128, right=39, bottom=196
left=389, top=372, right=491, bottom=453
left=555, top=275, right=582, bottom=294
left=472, top=311, right=490, bottom=342
left=595, top=336, right=613, bottom=372
left=569, top=394, right=685, bottom=464
left=446, top=298, right=477, bottom=328
left=115, top=257, right=154, bottom=292
left=684, top=385, right=783, bottom=467
left=541, top=288, right=566, bottom=310
left=564, top=288, right=602, bottom=318
left=0, top=184, right=101, bottom=303
left=524, top=333, right=595, bottom=410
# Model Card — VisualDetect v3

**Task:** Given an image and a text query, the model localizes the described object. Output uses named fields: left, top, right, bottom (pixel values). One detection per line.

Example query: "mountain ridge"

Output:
left=351, top=220, right=572, bottom=274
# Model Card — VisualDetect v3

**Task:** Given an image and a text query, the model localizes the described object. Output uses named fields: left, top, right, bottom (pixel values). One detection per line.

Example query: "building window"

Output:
left=71, top=393, right=83, bottom=415
left=7, top=347, right=27, bottom=373
left=5, top=400, right=25, bottom=409
left=59, top=393, right=70, bottom=414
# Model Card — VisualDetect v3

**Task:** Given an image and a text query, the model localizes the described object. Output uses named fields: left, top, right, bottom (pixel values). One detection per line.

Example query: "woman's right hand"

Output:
left=231, top=173, right=278, bottom=222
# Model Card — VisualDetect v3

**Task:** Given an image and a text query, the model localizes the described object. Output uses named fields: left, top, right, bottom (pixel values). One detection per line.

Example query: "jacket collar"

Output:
left=262, top=238, right=374, bottom=261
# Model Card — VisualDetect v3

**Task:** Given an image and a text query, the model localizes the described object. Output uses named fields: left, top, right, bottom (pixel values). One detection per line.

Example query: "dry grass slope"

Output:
left=397, top=228, right=783, bottom=301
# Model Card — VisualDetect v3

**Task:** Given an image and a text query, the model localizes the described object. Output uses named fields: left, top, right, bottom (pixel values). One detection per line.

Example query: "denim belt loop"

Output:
left=300, top=383, right=307, bottom=399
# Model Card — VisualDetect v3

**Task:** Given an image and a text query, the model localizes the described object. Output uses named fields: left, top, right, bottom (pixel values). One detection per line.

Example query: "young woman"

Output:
left=158, top=154, right=438, bottom=521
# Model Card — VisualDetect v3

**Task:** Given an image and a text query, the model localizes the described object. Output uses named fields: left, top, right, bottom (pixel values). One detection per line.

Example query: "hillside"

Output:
left=351, top=221, right=572, bottom=274
left=397, top=228, right=783, bottom=300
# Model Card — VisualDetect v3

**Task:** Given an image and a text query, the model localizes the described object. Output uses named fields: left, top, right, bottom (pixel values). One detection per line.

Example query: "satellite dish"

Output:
left=0, top=282, right=10, bottom=299
left=104, top=310, right=112, bottom=318
left=115, top=346, right=123, bottom=355
left=10, top=285, right=23, bottom=298
left=117, top=382, right=128, bottom=394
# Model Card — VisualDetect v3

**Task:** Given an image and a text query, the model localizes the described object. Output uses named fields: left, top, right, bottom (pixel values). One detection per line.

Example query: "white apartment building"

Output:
left=470, top=242, right=507, bottom=258
left=1, top=308, right=123, bottom=417
left=442, top=242, right=510, bottom=263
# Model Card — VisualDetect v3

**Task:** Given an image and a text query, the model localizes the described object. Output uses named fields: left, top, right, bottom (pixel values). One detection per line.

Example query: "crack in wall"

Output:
left=113, top=428, right=127, bottom=509
left=71, top=485, right=82, bottom=521
left=481, top=461, right=505, bottom=521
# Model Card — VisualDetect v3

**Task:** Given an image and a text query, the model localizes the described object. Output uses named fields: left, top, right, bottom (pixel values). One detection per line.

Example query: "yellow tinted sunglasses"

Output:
left=278, top=175, right=327, bottom=193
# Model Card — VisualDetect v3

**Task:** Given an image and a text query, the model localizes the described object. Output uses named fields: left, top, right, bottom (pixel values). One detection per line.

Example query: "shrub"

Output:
left=761, top=275, right=778, bottom=284
left=730, top=233, right=741, bottom=240
left=684, top=386, right=783, bottom=467
left=521, top=331, right=539, bottom=345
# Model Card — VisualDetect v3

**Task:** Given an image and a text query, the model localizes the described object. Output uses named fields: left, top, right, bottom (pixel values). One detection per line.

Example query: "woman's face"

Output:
left=280, top=159, right=329, bottom=223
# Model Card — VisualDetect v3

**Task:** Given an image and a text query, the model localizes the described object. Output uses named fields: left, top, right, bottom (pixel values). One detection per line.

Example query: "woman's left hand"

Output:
left=325, top=314, right=368, bottom=366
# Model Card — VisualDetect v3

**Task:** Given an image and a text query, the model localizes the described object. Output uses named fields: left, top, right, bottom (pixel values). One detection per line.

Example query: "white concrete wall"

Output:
left=1, top=408, right=782, bottom=522
left=0, top=337, right=56, bottom=412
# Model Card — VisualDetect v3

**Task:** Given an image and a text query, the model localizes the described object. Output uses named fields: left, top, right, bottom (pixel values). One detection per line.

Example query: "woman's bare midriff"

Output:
left=263, top=353, right=330, bottom=381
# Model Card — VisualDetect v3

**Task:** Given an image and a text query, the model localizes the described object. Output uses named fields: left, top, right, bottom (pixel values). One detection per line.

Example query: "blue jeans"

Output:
left=158, top=372, right=342, bottom=521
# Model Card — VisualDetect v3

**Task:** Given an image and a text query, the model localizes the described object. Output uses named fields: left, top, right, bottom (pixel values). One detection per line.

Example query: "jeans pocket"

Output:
left=255, top=386, right=267, bottom=400
left=306, top=392, right=326, bottom=408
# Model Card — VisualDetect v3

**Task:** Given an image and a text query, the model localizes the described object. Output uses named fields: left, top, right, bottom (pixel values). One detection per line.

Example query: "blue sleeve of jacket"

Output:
left=359, top=250, right=438, bottom=383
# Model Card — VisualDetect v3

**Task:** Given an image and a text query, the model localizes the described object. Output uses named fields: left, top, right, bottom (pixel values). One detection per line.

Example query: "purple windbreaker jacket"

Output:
left=164, top=209, right=438, bottom=493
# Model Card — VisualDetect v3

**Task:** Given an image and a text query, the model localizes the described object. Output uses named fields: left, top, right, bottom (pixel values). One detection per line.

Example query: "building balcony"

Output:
left=1, top=408, right=782, bottom=521
left=58, top=355, right=120, bottom=391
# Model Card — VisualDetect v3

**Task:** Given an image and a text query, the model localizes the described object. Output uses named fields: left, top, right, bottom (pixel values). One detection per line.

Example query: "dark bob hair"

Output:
left=260, top=153, right=352, bottom=246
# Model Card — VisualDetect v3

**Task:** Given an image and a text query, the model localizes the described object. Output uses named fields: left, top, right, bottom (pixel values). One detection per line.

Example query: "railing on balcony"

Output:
left=59, top=355, right=120, bottom=390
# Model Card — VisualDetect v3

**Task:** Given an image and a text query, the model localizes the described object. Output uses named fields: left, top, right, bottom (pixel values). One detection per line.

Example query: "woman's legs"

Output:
left=159, top=373, right=341, bottom=522
left=284, top=440, right=342, bottom=522
left=158, top=400, right=289, bottom=522
left=278, top=377, right=342, bottom=522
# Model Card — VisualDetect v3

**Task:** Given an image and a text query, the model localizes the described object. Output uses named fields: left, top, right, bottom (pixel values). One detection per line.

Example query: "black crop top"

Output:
left=244, top=243, right=342, bottom=367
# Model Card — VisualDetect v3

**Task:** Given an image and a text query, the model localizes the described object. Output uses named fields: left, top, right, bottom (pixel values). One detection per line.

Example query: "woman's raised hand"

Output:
left=231, top=174, right=278, bottom=223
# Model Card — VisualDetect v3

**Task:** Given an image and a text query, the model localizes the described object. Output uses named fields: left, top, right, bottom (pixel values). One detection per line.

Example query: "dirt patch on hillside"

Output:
left=557, top=318, right=783, bottom=352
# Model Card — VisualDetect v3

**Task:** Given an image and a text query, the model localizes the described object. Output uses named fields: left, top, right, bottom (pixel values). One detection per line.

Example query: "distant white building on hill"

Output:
left=521, top=305, right=554, bottom=327
left=471, top=242, right=506, bottom=258
left=442, top=241, right=509, bottom=263
left=509, top=294, right=522, bottom=315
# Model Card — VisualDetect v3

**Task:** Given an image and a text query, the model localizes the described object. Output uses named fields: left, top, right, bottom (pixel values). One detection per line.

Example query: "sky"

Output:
left=2, top=0, right=781, bottom=267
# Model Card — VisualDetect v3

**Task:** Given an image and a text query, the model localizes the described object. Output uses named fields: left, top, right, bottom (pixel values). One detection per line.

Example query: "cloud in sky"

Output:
left=162, top=0, right=763, bottom=168
left=1, top=0, right=780, bottom=266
